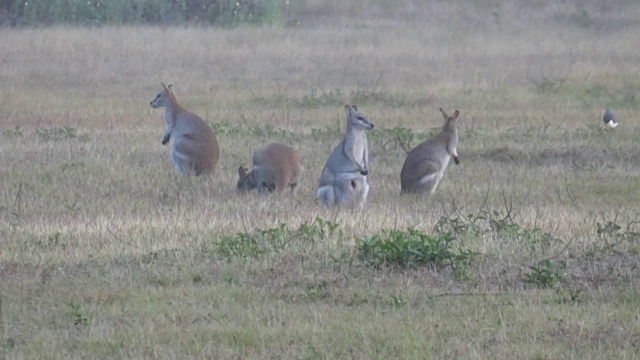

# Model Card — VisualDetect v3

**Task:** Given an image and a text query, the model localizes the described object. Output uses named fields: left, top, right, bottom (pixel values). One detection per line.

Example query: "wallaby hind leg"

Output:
left=170, top=150, right=190, bottom=175
left=358, top=177, right=369, bottom=208
left=415, top=160, right=441, bottom=193
left=334, top=180, right=354, bottom=206
left=317, top=185, right=335, bottom=207
left=352, top=177, right=369, bottom=208
left=273, top=177, right=291, bottom=195
left=425, top=175, right=442, bottom=194
left=192, top=162, right=206, bottom=176
left=172, top=141, right=202, bottom=175
left=288, top=181, right=299, bottom=195
left=333, top=174, right=368, bottom=208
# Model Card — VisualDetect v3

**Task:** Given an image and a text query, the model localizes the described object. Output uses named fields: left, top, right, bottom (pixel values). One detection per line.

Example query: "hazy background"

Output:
left=1, top=1, right=639, bottom=358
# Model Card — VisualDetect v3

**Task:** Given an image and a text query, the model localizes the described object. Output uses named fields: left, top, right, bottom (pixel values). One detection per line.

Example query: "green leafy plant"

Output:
left=68, top=302, right=93, bottom=326
left=368, top=127, right=415, bottom=154
left=299, top=281, right=330, bottom=303
left=553, top=288, right=584, bottom=304
left=435, top=205, right=558, bottom=252
left=531, top=77, right=566, bottom=95
left=24, top=232, right=66, bottom=252
left=524, top=259, right=565, bottom=288
left=310, top=126, right=342, bottom=141
left=434, top=213, right=483, bottom=238
left=357, top=228, right=477, bottom=269
left=216, top=231, right=264, bottom=259
left=591, top=218, right=640, bottom=255
left=209, top=121, right=243, bottom=136
left=346, top=292, right=369, bottom=306
left=295, top=86, right=408, bottom=109
left=2, top=126, right=23, bottom=138
left=209, top=121, right=294, bottom=139
left=36, top=126, right=77, bottom=141
left=215, top=217, right=340, bottom=259
left=389, top=295, right=409, bottom=308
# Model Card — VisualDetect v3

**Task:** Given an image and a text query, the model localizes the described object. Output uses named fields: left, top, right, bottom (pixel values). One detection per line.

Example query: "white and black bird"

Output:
left=603, top=108, right=618, bottom=128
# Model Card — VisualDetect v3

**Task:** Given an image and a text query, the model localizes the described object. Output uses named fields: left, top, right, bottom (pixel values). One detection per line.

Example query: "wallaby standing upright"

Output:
left=150, top=83, right=220, bottom=176
left=237, top=142, right=304, bottom=194
left=317, top=105, right=374, bottom=208
left=400, top=108, right=460, bottom=194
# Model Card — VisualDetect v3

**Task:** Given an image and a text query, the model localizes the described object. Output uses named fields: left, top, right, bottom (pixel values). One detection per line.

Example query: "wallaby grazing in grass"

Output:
left=317, top=105, right=374, bottom=208
left=150, top=83, right=220, bottom=176
left=400, top=108, right=460, bottom=194
left=237, top=142, right=304, bottom=194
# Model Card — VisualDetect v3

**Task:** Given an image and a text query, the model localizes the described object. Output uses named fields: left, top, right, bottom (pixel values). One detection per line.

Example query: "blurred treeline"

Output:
left=0, top=0, right=292, bottom=26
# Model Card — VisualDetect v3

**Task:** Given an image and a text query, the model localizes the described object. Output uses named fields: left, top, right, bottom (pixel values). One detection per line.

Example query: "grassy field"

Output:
left=1, top=1, right=640, bottom=358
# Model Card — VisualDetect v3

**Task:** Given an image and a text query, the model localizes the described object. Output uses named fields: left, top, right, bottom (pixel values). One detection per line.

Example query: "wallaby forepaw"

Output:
left=161, top=135, right=170, bottom=145
left=360, top=169, right=368, bottom=176
left=454, top=157, right=460, bottom=165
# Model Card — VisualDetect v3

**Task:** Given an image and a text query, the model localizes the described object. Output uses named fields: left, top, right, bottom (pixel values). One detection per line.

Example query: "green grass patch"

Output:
left=357, top=228, right=477, bottom=269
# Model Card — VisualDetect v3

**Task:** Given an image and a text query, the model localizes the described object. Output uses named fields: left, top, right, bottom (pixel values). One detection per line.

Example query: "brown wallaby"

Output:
left=400, top=108, right=460, bottom=194
left=237, top=142, right=304, bottom=194
left=150, top=83, right=220, bottom=176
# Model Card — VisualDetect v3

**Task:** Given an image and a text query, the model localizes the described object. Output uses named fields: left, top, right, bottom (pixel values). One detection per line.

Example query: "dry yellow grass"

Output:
left=1, top=1, right=640, bottom=358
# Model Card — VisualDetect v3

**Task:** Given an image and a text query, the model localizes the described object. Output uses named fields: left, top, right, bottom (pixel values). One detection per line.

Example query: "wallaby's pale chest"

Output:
left=345, top=131, right=367, bottom=160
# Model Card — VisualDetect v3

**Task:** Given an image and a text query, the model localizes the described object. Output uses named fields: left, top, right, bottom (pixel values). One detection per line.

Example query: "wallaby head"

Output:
left=236, top=166, right=276, bottom=193
left=439, top=108, right=460, bottom=133
left=150, top=83, right=178, bottom=109
left=345, top=105, right=374, bottom=131
left=237, top=166, right=257, bottom=192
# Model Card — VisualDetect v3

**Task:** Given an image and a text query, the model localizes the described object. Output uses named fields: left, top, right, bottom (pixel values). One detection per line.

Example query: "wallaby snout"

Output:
left=400, top=108, right=460, bottom=194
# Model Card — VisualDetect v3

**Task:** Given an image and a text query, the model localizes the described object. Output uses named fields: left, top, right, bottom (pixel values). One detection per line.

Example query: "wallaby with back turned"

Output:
left=400, top=108, right=460, bottom=194
left=317, top=105, right=374, bottom=208
left=150, top=83, right=220, bottom=176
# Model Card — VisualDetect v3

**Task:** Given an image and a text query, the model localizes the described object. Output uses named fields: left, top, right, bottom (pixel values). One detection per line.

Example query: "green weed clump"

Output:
left=434, top=206, right=559, bottom=252
left=524, top=259, right=565, bottom=288
left=67, top=302, right=93, bottom=326
left=2, top=126, right=23, bottom=138
left=214, top=216, right=340, bottom=259
left=209, top=121, right=294, bottom=139
left=357, top=228, right=477, bottom=269
left=36, top=126, right=77, bottom=141
left=589, top=218, right=640, bottom=256
left=368, top=127, right=416, bottom=154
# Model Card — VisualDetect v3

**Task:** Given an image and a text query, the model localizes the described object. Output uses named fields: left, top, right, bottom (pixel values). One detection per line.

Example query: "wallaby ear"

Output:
left=453, top=110, right=460, bottom=120
left=161, top=82, right=168, bottom=91
left=167, top=84, right=174, bottom=95
left=439, top=108, right=449, bottom=119
left=344, top=105, right=352, bottom=116
left=352, top=105, right=358, bottom=112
